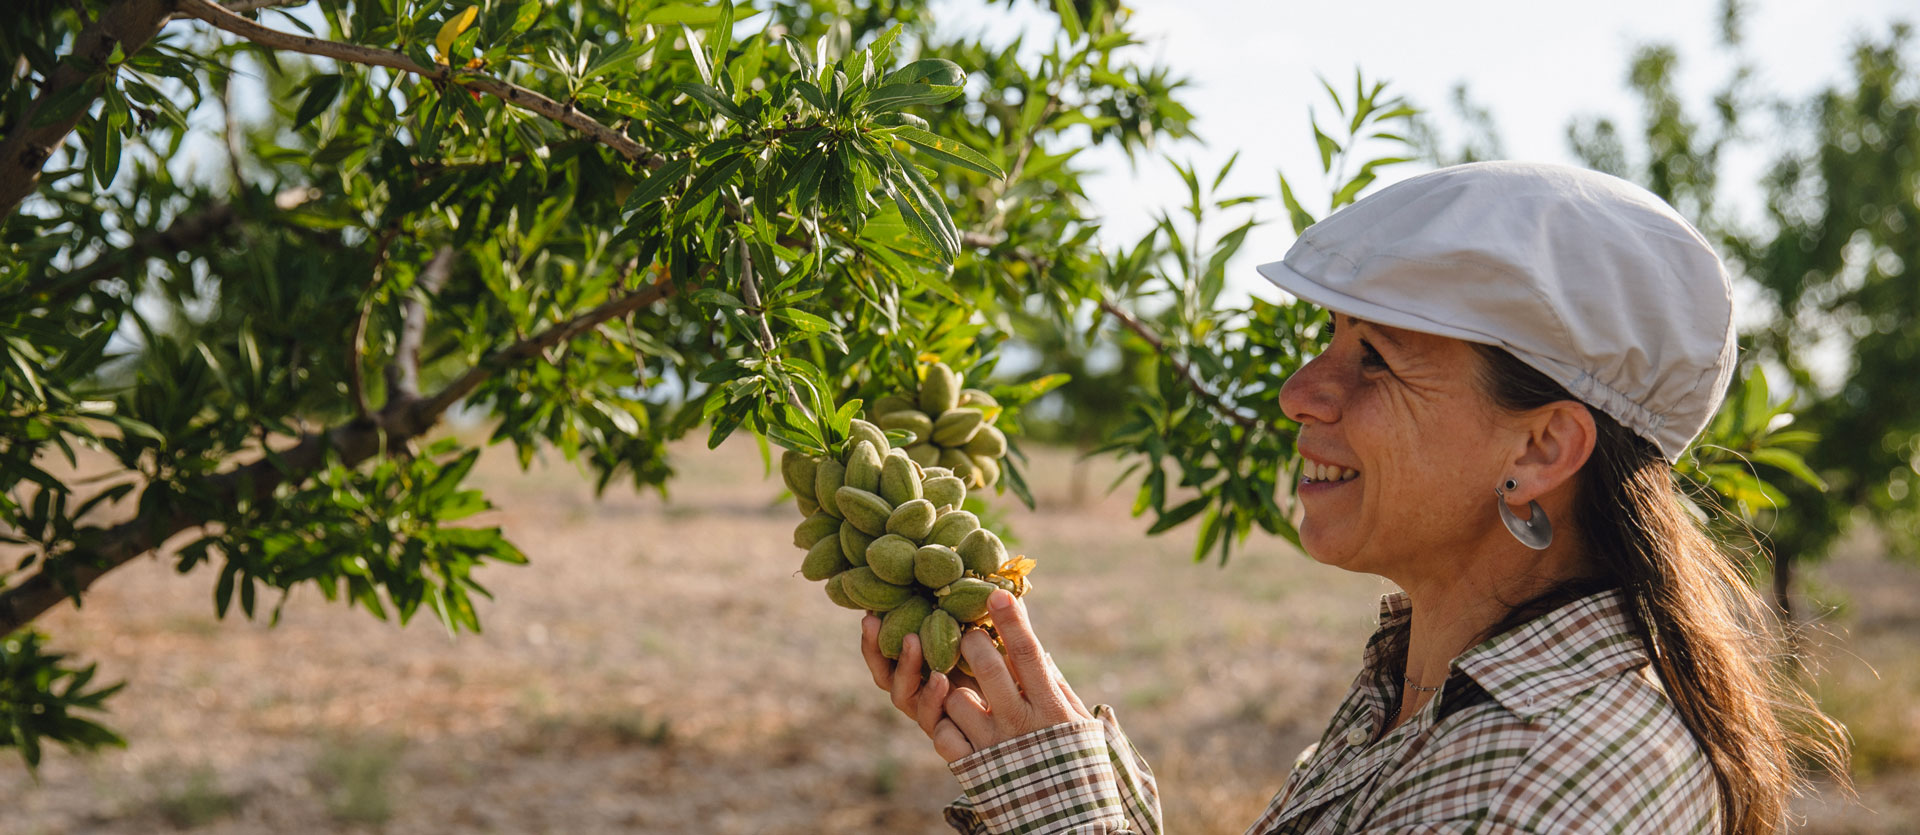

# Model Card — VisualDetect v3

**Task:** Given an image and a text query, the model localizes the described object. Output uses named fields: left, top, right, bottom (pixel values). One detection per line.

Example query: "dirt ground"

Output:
left=6, top=436, right=1916, bottom=834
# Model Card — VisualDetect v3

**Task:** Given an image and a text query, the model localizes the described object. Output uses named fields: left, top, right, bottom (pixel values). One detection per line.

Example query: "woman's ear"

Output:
left=1506, top=400, right=1597, bottom=502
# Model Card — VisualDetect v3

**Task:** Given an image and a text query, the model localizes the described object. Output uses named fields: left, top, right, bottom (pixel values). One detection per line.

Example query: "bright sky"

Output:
left=934, top=0, right=1917, bottom=303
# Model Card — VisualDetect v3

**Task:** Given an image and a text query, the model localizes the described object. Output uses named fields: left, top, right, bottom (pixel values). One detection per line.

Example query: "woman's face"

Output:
left=1277, top=315, right=1528, bottom=581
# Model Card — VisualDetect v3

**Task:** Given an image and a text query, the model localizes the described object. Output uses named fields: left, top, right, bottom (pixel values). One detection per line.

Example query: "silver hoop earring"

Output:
left=1495, top=479, right=1552, bottom=550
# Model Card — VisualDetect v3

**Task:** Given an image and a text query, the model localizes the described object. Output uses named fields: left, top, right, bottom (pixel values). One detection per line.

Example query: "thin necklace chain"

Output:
left=1403, top=675, right=1443, bottom=693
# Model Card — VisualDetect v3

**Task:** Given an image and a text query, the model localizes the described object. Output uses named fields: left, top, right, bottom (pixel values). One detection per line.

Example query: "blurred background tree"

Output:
left=1557, top=4, right=1919, bottom=619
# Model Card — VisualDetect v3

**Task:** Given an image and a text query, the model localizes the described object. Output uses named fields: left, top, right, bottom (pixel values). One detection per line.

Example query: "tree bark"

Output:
left=0, top=0, right=174, bottom=219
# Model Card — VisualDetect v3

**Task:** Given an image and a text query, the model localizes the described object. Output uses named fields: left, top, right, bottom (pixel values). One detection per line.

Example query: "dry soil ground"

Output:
left=6, top=436, right=1916, bottom=834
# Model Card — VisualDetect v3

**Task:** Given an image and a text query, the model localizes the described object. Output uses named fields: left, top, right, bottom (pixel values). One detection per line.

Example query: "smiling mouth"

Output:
left=1301, top=460, right=1359, bottom=484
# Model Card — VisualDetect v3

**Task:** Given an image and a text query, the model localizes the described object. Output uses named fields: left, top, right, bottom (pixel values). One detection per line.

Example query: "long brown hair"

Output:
left=1473, top=344, right=1849, bottom=835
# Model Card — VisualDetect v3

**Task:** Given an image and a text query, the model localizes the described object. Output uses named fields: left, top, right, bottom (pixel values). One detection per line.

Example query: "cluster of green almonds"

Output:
left=869, top=361, right=1008, bottom=490
left=782, top=417, right=1029, bottom=676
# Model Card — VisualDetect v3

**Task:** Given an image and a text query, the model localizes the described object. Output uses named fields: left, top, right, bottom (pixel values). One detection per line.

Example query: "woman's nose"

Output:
left=1278, top=353, right=1340, bottom=426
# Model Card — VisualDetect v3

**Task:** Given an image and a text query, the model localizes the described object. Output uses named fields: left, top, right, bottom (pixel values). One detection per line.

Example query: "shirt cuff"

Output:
left=945, top=717, right=1129, bottom=834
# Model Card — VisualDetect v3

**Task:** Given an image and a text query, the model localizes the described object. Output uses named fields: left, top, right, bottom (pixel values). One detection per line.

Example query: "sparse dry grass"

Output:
left=2, top=435, right=1913, bottom=833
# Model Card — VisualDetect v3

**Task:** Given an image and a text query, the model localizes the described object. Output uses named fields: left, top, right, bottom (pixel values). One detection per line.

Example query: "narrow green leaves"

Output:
left=889, top=126, right=1006, bottom=180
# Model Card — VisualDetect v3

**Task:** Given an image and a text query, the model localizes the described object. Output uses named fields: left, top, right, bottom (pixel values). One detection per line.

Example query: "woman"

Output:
left=860, top=162, right=1846, bottom=834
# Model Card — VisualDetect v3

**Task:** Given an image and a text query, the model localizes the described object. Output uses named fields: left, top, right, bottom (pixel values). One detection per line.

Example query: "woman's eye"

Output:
left=1358, top=339, right=1389, bottom=370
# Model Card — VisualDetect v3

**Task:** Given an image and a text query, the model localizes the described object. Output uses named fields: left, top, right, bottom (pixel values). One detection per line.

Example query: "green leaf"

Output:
left=863, top=82, right=963, bottom=113
left=678, top=153, right=749, bottom=210
left=1277, top=174, right=1317, bottom=236
left=1749, top=447, right=1828, bottom=491
left=642, top=3, right=725, bottom=25
left=293, top=73, right=344, bottom=126
left=681, top=24, right=713, bottom=85
left=622, top=156, right=692, bottom=217
left=673, top=81, right=743, bottom=121
left=889, top=127, right=1006, bottom=180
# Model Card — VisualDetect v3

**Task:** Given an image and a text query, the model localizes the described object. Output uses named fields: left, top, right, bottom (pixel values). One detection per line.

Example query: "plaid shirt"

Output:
left=944, top=590, right=1721, bottom=834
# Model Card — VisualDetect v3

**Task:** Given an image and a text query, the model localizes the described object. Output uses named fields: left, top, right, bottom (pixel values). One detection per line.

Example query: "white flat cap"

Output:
left=1255, top=161, right=1735, bottom=463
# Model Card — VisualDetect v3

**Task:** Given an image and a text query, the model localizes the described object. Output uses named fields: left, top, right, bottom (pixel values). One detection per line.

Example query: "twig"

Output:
left=734, top=236, right=815, bottom=422
left=418, top=273, right=678, bottom=420
left=386, top=246, right=456, bottom=402
left=347, top=226, right=404, bottom=422
left=1098, top=298, right=1264, bottom=431
left=173, top=0, right=667, bottom=167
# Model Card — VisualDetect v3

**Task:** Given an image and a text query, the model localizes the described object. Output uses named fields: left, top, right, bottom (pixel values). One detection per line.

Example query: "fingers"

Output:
left=930, top=717, right=974, bottom=763
left=889, top=634, right=927, bottom=715
left=916, top=672, right=951, bottom=737
left=860, top=614, right=893, bottom=691
left=945, top=682, right=996, bottom=750
left=961, top=627, right=1025, bottom=731
left=987, top=590, right=1068, bottom=719
left=1049, top=653, right=1093, bottom=720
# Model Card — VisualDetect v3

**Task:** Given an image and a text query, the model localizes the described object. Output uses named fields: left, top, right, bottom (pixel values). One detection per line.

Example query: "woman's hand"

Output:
left=861, top=589, right=1092, bottom=763
left=861, top=614, right=978, bottom=762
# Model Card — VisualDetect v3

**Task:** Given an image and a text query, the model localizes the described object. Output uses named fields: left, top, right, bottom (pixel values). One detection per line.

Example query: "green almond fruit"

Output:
left=906, top=443, right=941, bottom=467
left=922, top=476, right=967, bottom=512
left=781, top=449, right=818, bottom=501
left=920, top=610, right=962, bottom=674
left=931, top=408, right=985, bottom=447
left=922, top=466, right=953, bottom=480
left=836, top=486, right=893, bottom=536
left=796, top=494, right=820, bottom=518
left=878, top=452, right=922, bottom=506
left=919, top=362, right=960, bottom=414
left=957, top=528, right=1008, bottom=577
left=866, top=534, right=919, bottom=585
left=928, top=509, right=980, bottom=547
left=793, top=511, right=840, bottom=550
left=938, top=447, right=976, bottom=483
left=840, top=521, right=876, bottom=567
left=878, top=410, right=935, bottom=444
left=814, top=459, right=847, bottom=518
left=885, top=498, right=936, bottom=541
left=847, top=419, right=890, bottom=457
left=870, top=394, right=917, bottom=419
left=970, top=455, right=1001, bottom=490
left=959, top=388, right=1000, bottom=411
left=914, top=544, right=965, bottom=588
left=878, top=596, right=935, bottom=659
left=964, top=424, right=1007, bottom=458
left=801, top=535, right=851, bottom=581
left=938, top=577, right=996, bottom=622
left=825, top=571, right=863, bottom=609
left=845, top=441, right=883, bottom=492
left=842, top=566, right=914, bottom=612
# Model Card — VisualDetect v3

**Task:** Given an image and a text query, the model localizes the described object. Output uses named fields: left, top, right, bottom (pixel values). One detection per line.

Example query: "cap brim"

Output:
left=1253, top=259, right=1513, bottom=350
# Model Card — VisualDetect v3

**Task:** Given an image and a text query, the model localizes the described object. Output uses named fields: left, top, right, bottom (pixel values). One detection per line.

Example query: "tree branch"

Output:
left=735, top=236, right=815, bottom=422
left=1098, top=299, right=1264, bottom=430
left=386, top=246, right=456, bottom=402
left=0, top=0, right=174, bottom=219
left=30, top=202, right=238, bottom=306
left=415, top=272, right=678, bottom=423
left=0, top=270, right=679, bottom=635
left=173, top=0, right=667, bottom=167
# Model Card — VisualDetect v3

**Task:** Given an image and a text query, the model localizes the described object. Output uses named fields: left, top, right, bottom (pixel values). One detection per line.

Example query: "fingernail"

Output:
left=905, top=634, right=920, bottom=651
left=990, top=589, right=1014, bottom=612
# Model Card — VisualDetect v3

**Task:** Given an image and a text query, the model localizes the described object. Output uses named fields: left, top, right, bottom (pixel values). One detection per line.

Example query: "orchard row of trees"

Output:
left=1, top=0, right=1909, bottom=768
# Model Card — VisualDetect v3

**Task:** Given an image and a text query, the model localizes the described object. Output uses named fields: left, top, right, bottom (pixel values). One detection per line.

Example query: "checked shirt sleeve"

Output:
left=943, top=705, right=1162, bottom=835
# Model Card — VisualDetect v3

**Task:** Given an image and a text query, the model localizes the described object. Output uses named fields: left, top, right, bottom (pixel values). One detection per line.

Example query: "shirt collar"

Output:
left=1367, top=589, right=1650, bottom=722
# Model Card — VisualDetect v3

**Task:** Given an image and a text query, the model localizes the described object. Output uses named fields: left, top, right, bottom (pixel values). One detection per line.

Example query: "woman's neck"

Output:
left=1387, top=535, right=1589, bottom=726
